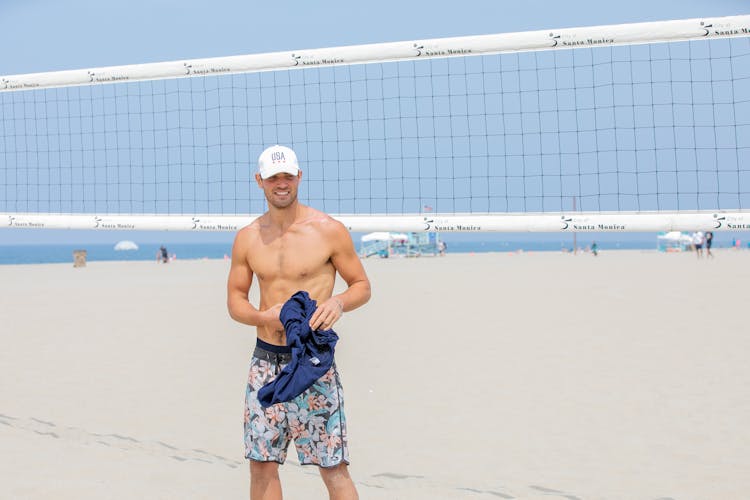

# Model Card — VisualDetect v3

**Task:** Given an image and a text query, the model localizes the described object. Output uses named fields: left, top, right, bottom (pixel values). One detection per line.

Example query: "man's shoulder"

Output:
left=239, top=218, right=261, bottom=234
left=233, top=216, right=264, bottom=244
left=300, top=207, right=346, bottom=234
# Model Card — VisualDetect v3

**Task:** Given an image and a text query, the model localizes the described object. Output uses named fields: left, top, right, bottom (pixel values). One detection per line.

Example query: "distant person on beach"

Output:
left=227, top=145, right=371, bottom=500
left=591, top=241, right=598, bottom=256
left=692, top=231, right=705, bottom=258
left=438, top=240, right=447, bottom=256
left=157, top=245, right=169, bottom=263
left=705, top=231, right=714, bottom=258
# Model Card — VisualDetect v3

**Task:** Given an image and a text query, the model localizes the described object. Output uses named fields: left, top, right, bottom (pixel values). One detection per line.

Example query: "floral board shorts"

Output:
left=244, top=339, right=350, bottom=467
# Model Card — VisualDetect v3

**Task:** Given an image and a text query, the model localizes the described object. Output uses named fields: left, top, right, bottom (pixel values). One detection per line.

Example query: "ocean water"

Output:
left=0, top=243, right=232, bottom=266
left=0, top=239, right=658, bottom=266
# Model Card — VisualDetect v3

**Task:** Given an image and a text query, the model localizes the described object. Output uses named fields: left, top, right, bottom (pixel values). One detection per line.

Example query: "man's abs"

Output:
left=255, top=273, right=335, bottom=345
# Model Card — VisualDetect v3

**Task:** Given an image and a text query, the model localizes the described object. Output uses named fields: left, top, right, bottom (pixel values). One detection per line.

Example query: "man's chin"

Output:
left=269, top=198, right=295, bottom=209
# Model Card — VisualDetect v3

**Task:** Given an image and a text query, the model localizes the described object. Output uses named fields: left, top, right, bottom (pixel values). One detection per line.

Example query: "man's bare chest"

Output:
left=249, top=232, right=332, bottom=282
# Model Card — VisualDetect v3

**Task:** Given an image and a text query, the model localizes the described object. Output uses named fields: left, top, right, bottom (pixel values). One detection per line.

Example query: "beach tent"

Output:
left=657, top=231, right=692, bottom=252
left=360, top=232, right=443, bottom=257
left=361, top=232, right=408, bottom=243
left=360, top=232, right=409, bottom=258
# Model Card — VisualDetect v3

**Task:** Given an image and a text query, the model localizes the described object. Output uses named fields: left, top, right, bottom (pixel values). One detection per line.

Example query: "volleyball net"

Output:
left=2, top=15, right=750, bottom=233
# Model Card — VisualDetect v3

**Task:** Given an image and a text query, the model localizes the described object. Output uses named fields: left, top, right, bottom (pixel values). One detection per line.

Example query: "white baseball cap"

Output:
left=257, top=145, right=299, bottom=179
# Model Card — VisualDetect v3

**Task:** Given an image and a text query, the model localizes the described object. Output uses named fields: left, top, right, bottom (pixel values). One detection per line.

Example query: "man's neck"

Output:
left=266, top=202, right=304, bottom=231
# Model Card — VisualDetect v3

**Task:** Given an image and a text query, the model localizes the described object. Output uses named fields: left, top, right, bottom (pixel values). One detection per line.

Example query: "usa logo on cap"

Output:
left=258, top=145, right=300, bottom=179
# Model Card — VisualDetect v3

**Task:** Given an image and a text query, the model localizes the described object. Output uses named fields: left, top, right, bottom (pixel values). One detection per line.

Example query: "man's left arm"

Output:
left=309, top=220, right=371, bottom=331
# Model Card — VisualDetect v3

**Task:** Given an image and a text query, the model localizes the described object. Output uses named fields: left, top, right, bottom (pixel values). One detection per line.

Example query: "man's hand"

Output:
left=309, top=297, right=344, bottom=331
left=261, top=303, right=284, bottom=332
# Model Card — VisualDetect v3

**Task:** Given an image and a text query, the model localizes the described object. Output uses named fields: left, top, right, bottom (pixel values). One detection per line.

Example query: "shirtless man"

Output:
left=227, top=145, right=371, bottom=500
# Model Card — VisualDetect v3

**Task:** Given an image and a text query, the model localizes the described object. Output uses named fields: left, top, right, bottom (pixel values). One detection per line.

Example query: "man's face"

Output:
left=255, top=171, right=301, bottom=209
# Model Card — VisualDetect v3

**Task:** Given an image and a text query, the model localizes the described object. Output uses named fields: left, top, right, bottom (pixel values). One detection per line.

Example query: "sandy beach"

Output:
left=1, top=249, right=749, bottom=499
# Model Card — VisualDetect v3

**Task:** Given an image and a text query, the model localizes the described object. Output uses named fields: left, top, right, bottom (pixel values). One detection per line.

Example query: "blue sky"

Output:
left=1, top=0, right=748, bottom=246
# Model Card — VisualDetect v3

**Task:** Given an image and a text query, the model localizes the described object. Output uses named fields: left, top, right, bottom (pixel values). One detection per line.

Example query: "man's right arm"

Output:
left=226, top=229, right=270, bottom=327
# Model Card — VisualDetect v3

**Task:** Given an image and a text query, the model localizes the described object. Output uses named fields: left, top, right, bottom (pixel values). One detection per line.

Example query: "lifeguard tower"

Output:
left=657, top=231, right=693, bottom=252
left=360, top=232, right=441, bottom=258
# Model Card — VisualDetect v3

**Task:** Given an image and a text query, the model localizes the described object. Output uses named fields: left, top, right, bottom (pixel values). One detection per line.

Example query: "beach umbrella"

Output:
left=114, top=240, right=139, bottom=251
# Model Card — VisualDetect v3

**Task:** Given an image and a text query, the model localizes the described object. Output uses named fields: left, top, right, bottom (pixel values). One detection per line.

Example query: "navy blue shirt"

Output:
left=257, top=291, right=339, bottom=408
